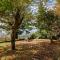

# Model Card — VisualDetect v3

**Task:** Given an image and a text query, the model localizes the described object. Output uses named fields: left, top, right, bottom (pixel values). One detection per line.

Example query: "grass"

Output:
left=0, top=39, right=60, bottom=60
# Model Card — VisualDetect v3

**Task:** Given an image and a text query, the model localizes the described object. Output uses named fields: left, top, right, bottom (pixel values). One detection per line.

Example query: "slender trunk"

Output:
left=51, top=39, right=53, bottom=43
left=50, top=36, right=54, bottom=43
left=11, top=28, right=16, bottom=50
left=15, top=31, right=18, bottom=39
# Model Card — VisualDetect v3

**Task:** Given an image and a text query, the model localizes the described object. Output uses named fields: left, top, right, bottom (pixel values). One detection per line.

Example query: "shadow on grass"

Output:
left=0, top=41, right=60, bottom=60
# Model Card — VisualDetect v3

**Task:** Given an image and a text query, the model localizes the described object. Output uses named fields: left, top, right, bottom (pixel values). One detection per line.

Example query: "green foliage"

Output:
left=0, top=0, right=13, bottom=12
left=37, top=1, right=48, bottom=38
left=0, top=0, right=32, bottom=30
left=28, top=33, right=37, bottom=39
left=37, top=0, right=60, bottom=39
left=37, top=0, right=46, bottom=29
left=0, top=0, right=60, bottom=40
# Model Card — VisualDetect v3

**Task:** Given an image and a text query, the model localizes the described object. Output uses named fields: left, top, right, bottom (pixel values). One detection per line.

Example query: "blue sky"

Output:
left=46, top=0, right=56, bottom=10
left=31, top=0, right=57, bottom=13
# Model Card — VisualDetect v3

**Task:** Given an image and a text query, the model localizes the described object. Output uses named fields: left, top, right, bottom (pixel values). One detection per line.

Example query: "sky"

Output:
left=46, top=0, right=56, bottom=10
left=31, top=0, right=57, bottom=13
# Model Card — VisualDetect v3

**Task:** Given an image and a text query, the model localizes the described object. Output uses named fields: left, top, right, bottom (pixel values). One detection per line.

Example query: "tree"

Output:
left=37, top=0, right=48, bottom=38
left=45, top=10, right=59, bottom=43
left=37, top=0, right=60, bottom=43
left=0, top=0, right=32, bottom=50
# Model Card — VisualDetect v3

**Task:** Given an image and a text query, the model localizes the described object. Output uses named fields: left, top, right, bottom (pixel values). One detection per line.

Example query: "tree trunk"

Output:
left=11, top=28, right=16, bottom=50
left=50, top=39, right=53, bottom=43
left=50, top=36, right=54, bottom=43
left=15, top=31, right=18, bottom=39
left=11, top=8, right=23, bottom=50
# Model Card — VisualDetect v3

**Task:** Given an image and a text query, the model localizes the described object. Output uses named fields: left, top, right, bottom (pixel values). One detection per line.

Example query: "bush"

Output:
left=28, top=33, right=37, bottom=39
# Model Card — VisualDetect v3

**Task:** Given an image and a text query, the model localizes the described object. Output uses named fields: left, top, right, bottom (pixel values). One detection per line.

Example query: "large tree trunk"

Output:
left=11, top=8, right=23, bottom=50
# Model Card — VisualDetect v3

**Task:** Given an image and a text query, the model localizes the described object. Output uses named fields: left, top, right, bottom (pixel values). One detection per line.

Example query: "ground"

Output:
left=0, top=39, right=60, bottom=60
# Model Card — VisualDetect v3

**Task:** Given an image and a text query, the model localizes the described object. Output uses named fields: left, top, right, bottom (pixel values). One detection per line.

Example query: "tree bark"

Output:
left=11, top=28, right=16, bottom=50
left=50, top=36, right=54, bottom=43
left=11, top=8, right=23, bottom=50
left=15, top=31, right=18, bottom=39
left=50, top=39, right=53, bottom=43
